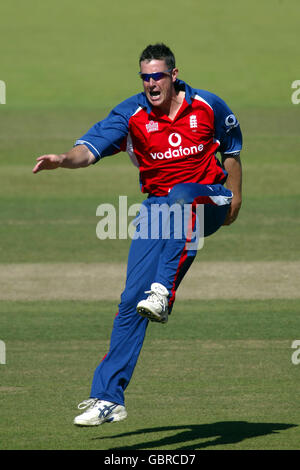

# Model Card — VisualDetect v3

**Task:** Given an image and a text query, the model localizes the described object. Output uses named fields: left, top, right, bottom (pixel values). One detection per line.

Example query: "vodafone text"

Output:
left=150, top=144, right=204, bottom=160
left=150, top=132, right=203, bottom=160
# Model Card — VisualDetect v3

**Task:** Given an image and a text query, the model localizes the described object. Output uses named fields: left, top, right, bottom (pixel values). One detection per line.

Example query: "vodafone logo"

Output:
left=150, top=131, right=204, bottom=160
left=168, top=133, right=182, bottom=147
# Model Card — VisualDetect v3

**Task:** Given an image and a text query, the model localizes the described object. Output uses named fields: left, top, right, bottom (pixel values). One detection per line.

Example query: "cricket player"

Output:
left=33, top=44, right=242, bottom=426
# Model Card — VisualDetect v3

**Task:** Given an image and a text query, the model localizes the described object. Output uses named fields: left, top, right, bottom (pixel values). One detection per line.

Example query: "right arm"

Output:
left=32, top=145, right=96, bottom=173
left=32, top=96, right=141, bottom=174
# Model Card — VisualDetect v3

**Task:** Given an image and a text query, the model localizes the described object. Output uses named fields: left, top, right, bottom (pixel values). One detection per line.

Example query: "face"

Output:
left=140, top=59, right=178, bottom=109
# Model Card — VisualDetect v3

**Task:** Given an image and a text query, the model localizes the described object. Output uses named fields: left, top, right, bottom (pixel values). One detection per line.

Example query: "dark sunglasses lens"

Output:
left=153, top=72, right=165, bottom=81
left=141, top=72, right=165, bottom=82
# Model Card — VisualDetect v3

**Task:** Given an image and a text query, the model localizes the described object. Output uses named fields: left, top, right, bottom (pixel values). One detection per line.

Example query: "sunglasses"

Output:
left=139, top=69, right=173, bottom=82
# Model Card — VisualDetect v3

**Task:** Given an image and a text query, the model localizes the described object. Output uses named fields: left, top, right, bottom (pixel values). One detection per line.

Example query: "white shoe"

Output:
left=136, top=282, right=169, bottom=323
left=74, top=398, right=127, bottom=426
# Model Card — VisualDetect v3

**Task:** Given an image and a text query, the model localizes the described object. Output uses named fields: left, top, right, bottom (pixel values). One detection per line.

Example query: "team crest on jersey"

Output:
left=189, top=115, right=197, bottom=129
left=146, top=121, right=159, bottom=133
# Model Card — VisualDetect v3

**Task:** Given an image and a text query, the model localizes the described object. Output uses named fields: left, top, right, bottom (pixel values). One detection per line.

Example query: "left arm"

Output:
left=222, top=153, right=242, bottom=225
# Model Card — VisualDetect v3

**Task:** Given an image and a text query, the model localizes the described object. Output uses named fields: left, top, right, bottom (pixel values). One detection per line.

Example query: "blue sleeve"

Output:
left=213, top=95, right=243, bottom=155
left=197, top=90, right=243, bottom=155
left=74, top=95, right=143, bottom=162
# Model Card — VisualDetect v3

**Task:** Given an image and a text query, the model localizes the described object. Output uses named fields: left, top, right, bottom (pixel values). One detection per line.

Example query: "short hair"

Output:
left=139, top=43, right=176, bottom=70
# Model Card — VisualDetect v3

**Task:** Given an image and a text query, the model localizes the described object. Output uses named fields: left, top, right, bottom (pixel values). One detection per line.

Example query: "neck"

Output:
left=160, top=90, right=185, bottom=120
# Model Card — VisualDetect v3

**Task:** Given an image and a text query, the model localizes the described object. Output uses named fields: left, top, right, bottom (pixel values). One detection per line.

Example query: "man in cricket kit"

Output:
left=33, top=43, right=242, bottom=426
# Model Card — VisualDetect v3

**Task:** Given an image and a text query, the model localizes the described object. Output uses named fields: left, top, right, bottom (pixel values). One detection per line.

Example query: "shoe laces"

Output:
left=77, top=398, right=99, bottom=410
left=145, top=289, right=166, bottom=307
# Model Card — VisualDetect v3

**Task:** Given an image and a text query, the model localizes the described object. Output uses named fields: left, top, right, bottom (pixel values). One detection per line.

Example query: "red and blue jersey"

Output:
left=75, top=80, right=242, bottom=196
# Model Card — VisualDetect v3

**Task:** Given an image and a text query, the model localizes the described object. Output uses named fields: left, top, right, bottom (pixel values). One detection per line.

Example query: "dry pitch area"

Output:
left=1, top=261, right=299, bottom=301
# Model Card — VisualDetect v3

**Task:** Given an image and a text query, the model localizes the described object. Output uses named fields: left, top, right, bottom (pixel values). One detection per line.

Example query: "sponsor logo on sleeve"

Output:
left=225, top=114, right=239, bottom=133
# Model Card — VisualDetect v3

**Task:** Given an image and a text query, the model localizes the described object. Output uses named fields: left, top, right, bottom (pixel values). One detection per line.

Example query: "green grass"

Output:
left=0, top=299, right=299, bottom=450
left=1, top=0, right=299, bottom=110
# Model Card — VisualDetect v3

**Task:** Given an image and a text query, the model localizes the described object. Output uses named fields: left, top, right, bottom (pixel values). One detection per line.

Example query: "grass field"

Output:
left=1, top=0, right=300, bottom=451
left=1, top=299, right=300, bottom=450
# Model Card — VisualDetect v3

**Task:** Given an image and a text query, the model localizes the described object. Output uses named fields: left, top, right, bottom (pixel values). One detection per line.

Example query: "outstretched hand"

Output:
left=32, top=154, right=63, bottom=173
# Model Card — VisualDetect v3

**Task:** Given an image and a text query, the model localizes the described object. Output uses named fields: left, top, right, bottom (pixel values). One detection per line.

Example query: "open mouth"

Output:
left=149, top=90, right=161, bottom=99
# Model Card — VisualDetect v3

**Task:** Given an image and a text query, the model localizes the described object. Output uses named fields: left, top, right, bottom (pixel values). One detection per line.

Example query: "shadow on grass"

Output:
left=93, top=421, right=297, bottom=450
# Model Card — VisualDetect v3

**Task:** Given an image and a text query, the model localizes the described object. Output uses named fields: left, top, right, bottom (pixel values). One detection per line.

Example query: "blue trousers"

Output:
left=90, top=183, right=232, bottom=405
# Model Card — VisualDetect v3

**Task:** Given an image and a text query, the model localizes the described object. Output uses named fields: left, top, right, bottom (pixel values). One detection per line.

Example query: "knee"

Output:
left=120, top=289, right=138, bottom=311
left=168, top=183, right=194, bottom=207
left=119, top=285, right=146, bottom=316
